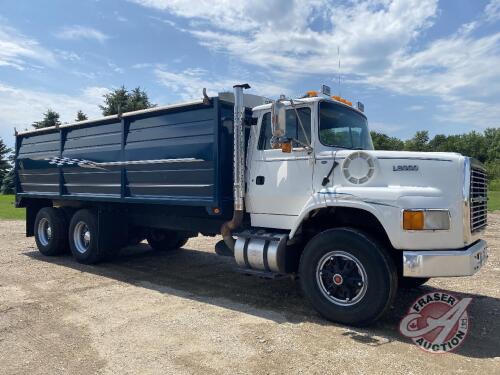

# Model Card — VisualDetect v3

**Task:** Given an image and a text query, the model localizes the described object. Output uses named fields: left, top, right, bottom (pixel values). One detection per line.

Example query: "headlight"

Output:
left=403, top=210, right=450, bottom=231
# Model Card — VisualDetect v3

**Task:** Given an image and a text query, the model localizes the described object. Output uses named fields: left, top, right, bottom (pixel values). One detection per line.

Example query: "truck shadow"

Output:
left=24, top=243, right=500, bottom=359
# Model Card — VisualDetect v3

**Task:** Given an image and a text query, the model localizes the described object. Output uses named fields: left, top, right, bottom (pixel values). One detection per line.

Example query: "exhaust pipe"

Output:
left=221, top=83, right=250, bottom=251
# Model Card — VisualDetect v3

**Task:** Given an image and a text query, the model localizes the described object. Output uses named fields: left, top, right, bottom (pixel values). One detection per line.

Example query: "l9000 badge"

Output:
left=393, top=165, right=419, bottom=171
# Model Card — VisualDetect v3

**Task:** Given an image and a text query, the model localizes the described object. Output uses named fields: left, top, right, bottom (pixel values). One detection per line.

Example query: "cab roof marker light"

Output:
left=306, top=90, right=318, bottom=97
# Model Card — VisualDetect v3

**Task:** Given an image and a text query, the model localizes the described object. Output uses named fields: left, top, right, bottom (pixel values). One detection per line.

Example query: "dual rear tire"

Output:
left=34, top=207, right=112, bottom=264
left=34, top=207, right=188, bottom=264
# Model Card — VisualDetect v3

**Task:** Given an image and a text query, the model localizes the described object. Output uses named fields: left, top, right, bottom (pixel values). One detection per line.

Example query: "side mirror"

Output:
left=271, top=100, right=286, bottom=138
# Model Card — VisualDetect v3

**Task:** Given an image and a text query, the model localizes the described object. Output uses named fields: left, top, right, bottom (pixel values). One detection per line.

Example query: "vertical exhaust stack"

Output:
left=221, top=83, right=251, bottom=251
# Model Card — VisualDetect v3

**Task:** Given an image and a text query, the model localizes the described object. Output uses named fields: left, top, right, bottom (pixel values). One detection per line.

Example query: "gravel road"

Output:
left=1, top=214, right=499, bottom=374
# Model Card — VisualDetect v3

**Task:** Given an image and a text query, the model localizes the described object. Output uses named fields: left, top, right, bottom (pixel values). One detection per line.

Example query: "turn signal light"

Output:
left=402, top=210, right=451, bottom=230
left=403, top=211, right=424, bottom=230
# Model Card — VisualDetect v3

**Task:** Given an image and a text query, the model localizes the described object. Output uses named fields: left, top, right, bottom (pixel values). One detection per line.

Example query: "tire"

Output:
left=146, top=229, right=189, bottom=251
left=399, top=276, right=430, bottom=289
left=299, top=228, right=398, bottom=326
left=34, top=207, right=69, bottom=256
left=69, top=209, right=111, bottom=264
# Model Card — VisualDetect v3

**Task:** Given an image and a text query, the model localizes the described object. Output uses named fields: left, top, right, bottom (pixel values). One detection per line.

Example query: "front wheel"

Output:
left=299, top=228, right=398, bottom=326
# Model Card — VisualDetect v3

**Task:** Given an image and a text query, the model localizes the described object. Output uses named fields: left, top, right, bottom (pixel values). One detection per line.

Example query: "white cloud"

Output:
left=408, top=105, right=424, bottom=111
left=107, top=62, right=124, bottom=74
left=132, top=0, right=437, bottom=76
left=56, top=50, right=81, bottom=62
left=0, top=24, right=56, bottom=70
left=56, top=25, right=109, bottom=43
left=155, top=67, right=285, bottom=101
left=0, top=83, right=108, bottom=146
left=136, top=0, right=500, bottom=129
left=434, top=96, right=500, bottom=130
left=485, top=0, right=500, bottom=22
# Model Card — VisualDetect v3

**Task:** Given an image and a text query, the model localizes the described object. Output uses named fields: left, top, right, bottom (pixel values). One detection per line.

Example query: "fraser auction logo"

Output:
left=399, top=292, right=472, bottom=353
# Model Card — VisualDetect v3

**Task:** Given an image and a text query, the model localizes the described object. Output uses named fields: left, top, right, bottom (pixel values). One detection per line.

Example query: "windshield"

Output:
left=319, top=101, right=373, bottom=150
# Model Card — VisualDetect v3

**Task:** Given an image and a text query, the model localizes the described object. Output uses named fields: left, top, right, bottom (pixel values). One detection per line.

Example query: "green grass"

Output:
left=489, top=179, right=500, bottom=191
left=488, top=179, right=500, bottom=212
left=0, top=195, right=25, bottom=220
left=488, top=191, right=500, bottom=212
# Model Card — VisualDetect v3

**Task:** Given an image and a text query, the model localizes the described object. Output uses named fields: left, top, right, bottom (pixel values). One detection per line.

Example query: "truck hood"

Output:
left=322, top=149, right=466, bottom=203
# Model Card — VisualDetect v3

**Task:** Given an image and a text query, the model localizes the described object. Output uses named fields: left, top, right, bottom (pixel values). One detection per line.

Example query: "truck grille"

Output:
left=470, top=167, right=487, bottom=232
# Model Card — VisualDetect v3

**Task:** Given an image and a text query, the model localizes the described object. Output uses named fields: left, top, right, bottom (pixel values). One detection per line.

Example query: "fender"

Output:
left=289, top=191, right=395, bottom=245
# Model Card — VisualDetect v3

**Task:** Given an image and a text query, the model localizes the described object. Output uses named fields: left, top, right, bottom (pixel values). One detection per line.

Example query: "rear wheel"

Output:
left=299, top=228, right=398, bottom=326
left=69, top=209, right=116, bottom=264
left=34, top=207, right=69, bottom=256
left=146, top=229, right=188, bottom=251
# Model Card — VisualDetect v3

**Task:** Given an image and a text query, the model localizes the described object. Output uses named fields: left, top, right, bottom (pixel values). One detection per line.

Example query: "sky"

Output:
left=0, top=0, right=499, bottom=147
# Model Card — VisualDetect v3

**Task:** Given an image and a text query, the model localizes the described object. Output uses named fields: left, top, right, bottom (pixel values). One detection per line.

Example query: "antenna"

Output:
left=337, top=46, right=341, bottom=97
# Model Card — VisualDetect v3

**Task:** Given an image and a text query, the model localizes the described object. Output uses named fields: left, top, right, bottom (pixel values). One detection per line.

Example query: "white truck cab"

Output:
left=230, top=87, right=488, bottom=325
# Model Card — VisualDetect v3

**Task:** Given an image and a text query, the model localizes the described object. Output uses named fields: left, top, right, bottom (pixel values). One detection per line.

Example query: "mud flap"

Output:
left=97, top=207, right=127, bottom=253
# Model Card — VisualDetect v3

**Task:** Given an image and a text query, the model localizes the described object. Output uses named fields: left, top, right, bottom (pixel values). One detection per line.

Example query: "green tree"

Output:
left=1, top=168, right=14, bottom=194
left=32, top=109, right=61, bottom=129
left=75, top=110, right=88, bottom=122
left=484, top=128, right=500, bottom=163
left=427, top=134, right=449, bottom=152
left=405, top=130, right=430, bottom=152
left=99, top=86, right=155, bottom=116
left=1, top=154, right=14, bottom=194
left=0, top=138, right=11, bottom=186
left=128, top=87, right=154, bottom=111
left=370, top=131, right=404, bottom=150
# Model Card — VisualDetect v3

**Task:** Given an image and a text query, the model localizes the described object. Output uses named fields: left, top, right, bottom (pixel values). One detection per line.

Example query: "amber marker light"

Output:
left=403, top=210, right=425, bottom=230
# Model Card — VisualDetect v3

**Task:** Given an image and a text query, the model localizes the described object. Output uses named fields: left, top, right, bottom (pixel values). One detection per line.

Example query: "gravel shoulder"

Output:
left=0, top=214, right=499, bottom=374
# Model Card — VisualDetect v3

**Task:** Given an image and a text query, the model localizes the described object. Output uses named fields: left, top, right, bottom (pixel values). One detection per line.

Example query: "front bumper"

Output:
left=403, top=240, right=488, bottom=277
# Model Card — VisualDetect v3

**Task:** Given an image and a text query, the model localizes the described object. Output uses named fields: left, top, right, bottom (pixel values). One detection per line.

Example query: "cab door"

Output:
left=246, top=107, right=313, bottom=228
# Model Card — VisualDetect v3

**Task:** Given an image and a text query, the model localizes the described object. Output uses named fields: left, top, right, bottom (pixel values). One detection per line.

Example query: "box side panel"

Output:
left=17, top=132, right=60, bottom=195
left=124, top=106, right=217, bottom=204
left=62, top=121, right=122, bottom=197
left=15, top=100, right=233, bottom=212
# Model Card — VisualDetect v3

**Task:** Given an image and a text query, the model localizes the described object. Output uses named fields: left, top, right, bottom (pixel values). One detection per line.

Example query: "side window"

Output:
left=258, top=112, right=273, bottom=150
left=288, top=108, right=311, bottom=147
left=257, top=108, right=311, bottom=150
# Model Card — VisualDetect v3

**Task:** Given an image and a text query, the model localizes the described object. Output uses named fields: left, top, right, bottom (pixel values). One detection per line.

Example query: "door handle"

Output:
left=256, top=176, right=265, bottom=185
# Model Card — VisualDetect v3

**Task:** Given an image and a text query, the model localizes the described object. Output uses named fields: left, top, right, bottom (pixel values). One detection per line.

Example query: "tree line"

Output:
left=0, top=87, right=498, bottom=193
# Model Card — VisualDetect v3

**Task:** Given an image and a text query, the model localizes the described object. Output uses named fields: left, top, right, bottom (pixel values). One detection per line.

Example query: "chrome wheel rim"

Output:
left=316, top=251, right=368, bottom=306
left=37, top=218, right=52, bottom=246
left=73, top=221, right=91, bottom=254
